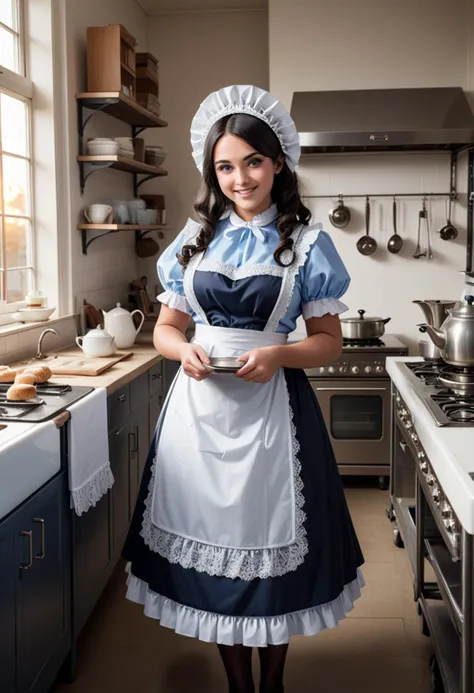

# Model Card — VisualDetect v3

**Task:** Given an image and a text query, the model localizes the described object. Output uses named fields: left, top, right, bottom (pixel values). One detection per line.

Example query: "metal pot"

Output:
left=418, top=340, right=443, bottom=361
left=340, top=309, right=391, bottom=340
left=329, top=195, right=351, bottom=229
left=422, top=296, right=474, bottom=367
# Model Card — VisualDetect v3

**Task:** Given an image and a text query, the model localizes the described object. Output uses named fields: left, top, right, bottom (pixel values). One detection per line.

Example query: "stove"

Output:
left=0, top=382, right=94, bottom=422
left=306, top=335, right=408, bottom=483
left=403, top=361, right=474, bottom=427
left=316, top=334, right=408, bottom=378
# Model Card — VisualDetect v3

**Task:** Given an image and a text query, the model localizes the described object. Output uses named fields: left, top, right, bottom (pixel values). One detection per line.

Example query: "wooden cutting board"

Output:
left=19, top=351, right=134, bottom=376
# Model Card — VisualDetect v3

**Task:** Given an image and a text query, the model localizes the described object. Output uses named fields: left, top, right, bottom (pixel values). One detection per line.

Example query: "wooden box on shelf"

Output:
left=87, top=24, right=137, bottom=99
left=136, top=52, right=159, bottom=115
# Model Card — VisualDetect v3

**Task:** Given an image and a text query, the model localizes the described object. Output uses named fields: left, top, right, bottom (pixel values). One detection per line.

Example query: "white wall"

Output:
left=270, top=0, right=472, bottom=351
left=139, top=9, right=269, bottom=288
left=65, top=0, right=150, bottom=312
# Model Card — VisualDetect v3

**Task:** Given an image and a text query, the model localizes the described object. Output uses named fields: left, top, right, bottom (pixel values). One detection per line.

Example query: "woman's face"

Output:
left=213, top=134, right=282, bottom=221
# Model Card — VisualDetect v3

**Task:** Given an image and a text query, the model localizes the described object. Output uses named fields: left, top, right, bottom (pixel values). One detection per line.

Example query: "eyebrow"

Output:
left=214, top=151, right=261, bottom=166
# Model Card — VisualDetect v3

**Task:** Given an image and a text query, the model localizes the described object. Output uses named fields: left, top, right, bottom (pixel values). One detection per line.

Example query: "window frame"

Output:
left=0, top=0, right=35, bottom=316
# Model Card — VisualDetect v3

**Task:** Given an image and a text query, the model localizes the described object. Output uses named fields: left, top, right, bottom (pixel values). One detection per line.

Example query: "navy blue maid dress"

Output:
left=123, top=204, right=364, bottom=646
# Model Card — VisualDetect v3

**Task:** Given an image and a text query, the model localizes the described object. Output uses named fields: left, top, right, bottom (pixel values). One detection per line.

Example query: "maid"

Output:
left=124, top=85, right=364, bottom=693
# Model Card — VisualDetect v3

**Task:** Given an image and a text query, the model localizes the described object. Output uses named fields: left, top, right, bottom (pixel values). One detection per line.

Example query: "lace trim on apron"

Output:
left=139, top=387, right=308, bottom=581
left=264, top=223, right=322, bottom=333
left=197, top=259, right=285, bottom=281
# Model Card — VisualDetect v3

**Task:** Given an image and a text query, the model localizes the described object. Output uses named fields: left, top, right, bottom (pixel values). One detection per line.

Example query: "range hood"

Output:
left=290, top=87, right=474, bottom=153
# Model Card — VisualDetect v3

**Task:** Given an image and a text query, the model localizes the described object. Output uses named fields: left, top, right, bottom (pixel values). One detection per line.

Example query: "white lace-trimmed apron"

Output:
left=145, top=224, right=319, bottom=579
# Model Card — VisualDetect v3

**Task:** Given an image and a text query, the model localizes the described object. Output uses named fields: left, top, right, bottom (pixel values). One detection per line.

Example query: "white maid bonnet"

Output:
left=190, top=85, right=301, bottom=174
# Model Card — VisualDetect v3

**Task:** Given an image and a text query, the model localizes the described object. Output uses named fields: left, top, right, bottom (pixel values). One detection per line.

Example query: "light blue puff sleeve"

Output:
left=156, top=220, right=199, bottom=315
left=300, top=230, right=350, bottom=320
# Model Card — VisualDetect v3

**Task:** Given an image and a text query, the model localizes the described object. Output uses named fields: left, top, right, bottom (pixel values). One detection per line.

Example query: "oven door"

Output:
left=310, top=379, right=391, bottom=471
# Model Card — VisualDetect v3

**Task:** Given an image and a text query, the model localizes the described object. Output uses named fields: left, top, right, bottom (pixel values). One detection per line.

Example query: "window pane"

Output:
left=3, top=155, right=29, bottom=216
left=6, top=267, right=32, bottom=302
left=1, top=92, right=27, bottom=156
left=0, top=27, right=18, bottom=72
left=5, top=216, right=28, bottom=267
left=0, top=1, right=14, bottom=29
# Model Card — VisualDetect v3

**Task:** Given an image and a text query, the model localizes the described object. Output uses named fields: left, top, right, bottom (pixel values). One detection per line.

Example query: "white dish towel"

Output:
left=68, top=387, right=114, bottom=516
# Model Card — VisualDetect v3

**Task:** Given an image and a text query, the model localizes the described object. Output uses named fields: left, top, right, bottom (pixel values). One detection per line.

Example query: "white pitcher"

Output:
left=102, top=303, right=145, bottom=349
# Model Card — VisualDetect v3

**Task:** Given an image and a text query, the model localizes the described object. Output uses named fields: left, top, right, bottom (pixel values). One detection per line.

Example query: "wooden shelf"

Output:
left=78, top=224, right=166, bottom=231
left=79, top=222, right=168, bottom=254
left=76, top=91, right=167, bottom=128
left=78, top=155, right=168, bottom=176
left=120, top=62, right=136, bottom=78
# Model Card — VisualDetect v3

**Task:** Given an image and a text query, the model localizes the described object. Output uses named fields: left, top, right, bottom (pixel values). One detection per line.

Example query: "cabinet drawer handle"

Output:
left=19, top=530, right=33, bottom=570
left=33, top=518, right=45, bottom=559
left=129, top=431, right=138, bottom=455
left=118, top=394, right=126, bottom=402
left=152, top=373, right=162, bottom=380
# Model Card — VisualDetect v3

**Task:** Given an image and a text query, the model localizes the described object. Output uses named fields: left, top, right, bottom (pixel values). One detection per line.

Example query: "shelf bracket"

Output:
left=81, top=228, right=120, bottom=255
left=132, top=125, right=147, bottom=138
left=132, top=173, right=161, bottom=197
left=77, top=98, right=120, bottom=157
left=79, top=161, right=115, bottom=195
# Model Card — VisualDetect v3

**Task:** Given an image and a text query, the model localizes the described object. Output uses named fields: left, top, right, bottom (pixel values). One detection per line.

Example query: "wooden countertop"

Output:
left=9, top=333, right=163, bottom=395
left=47, top=343, right=163, bottom=395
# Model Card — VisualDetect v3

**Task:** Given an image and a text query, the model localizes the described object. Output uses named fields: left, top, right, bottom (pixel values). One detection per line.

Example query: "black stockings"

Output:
left=218, top=644, right=254, bottom=693
left=217, top=644, right=288, bottom=693
left=258, top=644, right=288, bottom=693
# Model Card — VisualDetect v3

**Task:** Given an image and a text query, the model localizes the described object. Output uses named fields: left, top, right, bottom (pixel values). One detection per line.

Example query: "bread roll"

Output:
left=15, top=373, right=37, bottom=385
left=7, top=384, right=37, bottom=401
left=24, top=365, right=52, bottom=383
left=0, top=368, right=17, bottom=383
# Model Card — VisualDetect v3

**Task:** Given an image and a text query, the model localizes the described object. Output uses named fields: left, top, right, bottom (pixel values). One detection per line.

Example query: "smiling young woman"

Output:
left=123, top=85, right=364, bottom=693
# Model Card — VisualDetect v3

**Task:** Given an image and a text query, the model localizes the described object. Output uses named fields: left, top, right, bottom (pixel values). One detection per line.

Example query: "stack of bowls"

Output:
left=145, top=146, right=166, bottom=167
left=87, top=138, right=119, bottom=156
left=115, top=137, right=135, bottom=159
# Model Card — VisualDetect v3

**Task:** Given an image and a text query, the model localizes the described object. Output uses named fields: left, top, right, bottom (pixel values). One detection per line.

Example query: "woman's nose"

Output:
left=235, top=167, right=250, bottom=186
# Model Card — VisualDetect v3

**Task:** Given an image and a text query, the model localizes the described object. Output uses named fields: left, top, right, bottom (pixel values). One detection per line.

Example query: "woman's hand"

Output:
left=235, top=346, right=282, bottom=383
left=179, top=343, right=212, bottom=381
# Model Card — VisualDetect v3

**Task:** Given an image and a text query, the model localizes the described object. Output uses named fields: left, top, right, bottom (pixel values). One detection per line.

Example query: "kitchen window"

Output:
left=0, top=0, right=35, bottom=314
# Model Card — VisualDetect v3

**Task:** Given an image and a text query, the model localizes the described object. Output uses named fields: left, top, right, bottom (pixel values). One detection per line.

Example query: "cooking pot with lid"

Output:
left=340, top=310, right=391, bottom=341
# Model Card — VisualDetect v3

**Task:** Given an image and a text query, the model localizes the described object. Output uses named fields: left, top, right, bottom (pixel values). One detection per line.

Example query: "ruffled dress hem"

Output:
left=125, top=566, right=365, bottom=647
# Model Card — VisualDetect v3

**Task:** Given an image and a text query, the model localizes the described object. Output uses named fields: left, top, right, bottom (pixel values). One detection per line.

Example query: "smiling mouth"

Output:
left=235, top=187, right=257, bottom=195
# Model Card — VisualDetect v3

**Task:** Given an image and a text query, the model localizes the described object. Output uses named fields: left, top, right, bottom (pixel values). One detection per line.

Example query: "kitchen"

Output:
left=1, top=0, right=474, bottom=691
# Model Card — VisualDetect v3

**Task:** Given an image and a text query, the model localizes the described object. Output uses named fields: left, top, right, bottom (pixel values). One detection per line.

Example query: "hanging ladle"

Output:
left=356, top=196, right=378, bottom=256
left=439, top=196, right=458, bottom=241
left=387, top=196, right=403, bottom=254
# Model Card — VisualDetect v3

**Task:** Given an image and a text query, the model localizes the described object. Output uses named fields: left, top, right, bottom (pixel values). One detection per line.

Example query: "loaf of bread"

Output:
left=0, top=368, right=17, bottom=383
left=24, top=365, right=52, bottom=383
left=7, top=383, right=37, bottom=401
left=15, top=373, right=37, bottom=385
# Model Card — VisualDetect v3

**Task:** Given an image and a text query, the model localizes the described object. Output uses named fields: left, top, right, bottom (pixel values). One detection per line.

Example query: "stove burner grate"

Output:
left=343, top=338, right=385, bottom=347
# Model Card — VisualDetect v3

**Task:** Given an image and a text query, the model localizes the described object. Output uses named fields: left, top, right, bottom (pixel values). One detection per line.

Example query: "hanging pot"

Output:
left=340, top=309, right=391, bottom=340
left=329, top=195, right=351, bottom=229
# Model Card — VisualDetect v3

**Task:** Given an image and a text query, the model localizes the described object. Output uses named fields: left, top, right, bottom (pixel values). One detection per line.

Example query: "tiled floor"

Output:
left=53, top=482, right=433, bottom=693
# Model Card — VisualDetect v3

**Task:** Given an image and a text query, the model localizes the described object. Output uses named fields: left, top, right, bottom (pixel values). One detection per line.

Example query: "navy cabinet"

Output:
left=0, top=530, right=16, bottom=691
left=0, top=472, right=70, bottom=693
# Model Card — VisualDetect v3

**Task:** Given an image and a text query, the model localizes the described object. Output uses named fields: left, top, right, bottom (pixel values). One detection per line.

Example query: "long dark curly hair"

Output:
left=178, top=113, right=311, bottom=268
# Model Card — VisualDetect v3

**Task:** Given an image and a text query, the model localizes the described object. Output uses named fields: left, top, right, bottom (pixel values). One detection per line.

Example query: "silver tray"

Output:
left=203, top=357, right=242, bottom=373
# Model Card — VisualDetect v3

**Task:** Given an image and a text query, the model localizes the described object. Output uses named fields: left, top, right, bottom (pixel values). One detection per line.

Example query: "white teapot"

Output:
left=76, top=326, right=117, bottom=357
left=101, top=303, right=145, bottom=349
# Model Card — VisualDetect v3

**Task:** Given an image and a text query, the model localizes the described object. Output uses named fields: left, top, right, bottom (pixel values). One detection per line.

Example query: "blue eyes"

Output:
left=217, top=158, right=262, bottom=173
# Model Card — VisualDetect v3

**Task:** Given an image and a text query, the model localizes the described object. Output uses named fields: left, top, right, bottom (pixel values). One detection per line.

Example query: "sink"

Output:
left=0, top=422, right=61, bottom=521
